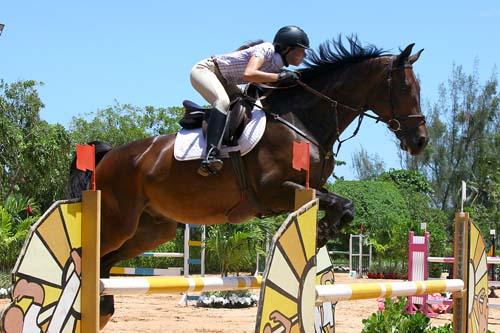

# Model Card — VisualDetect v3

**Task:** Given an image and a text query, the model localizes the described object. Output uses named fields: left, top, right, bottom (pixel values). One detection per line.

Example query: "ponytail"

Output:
left=235, top=39, right=265, bottom=51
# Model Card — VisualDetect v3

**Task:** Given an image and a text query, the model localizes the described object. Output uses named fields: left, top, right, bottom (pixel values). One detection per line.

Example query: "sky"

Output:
left=1, top=0, right=499, bottom=179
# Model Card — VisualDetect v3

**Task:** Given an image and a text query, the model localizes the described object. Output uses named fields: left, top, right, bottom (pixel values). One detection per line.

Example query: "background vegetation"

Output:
left=0, top=62, right=497, bottom=286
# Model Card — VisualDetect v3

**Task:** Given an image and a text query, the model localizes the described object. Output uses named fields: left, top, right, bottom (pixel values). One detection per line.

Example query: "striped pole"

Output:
left=316, top=279, right=464, bottom=303
left=110, top=267, right=182, bottom=276
left=140, top=252, right=184, bottom=258
left=100, top=276, right=262, bottom=296
left=101, top=276, right=463, bottom=304
left=428, top=256, right=500, bottom=264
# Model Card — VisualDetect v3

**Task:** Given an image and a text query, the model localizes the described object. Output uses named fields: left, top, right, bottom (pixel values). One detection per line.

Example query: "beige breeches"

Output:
left=190, top=58, right=239, bottom=114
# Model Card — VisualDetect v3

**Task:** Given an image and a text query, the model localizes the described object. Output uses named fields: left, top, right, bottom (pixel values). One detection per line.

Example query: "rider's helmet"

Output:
left=273, top=25, right=310, bottom=50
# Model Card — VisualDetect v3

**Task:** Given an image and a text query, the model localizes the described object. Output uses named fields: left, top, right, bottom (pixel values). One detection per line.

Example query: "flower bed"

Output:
left=197, top=291, right=259, bottom=308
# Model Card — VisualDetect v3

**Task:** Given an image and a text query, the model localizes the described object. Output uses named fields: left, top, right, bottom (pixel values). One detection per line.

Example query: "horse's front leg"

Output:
left=316, top=187, right=354, bottom=247
left=281, top=182, right=354, bottom=248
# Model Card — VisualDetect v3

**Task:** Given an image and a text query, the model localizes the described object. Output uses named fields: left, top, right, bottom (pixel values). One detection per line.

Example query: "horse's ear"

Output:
left=408, top=49, right=424, bottom=65
left=394, top=43, right=415, bottom=66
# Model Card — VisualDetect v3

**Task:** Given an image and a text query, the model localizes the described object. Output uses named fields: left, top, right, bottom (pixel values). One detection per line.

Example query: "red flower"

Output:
left=26, top=205, right=33, bottom=215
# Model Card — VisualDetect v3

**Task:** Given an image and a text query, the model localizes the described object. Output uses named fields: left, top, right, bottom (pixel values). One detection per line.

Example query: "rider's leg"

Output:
left=190, top=59, right=230, bottom=176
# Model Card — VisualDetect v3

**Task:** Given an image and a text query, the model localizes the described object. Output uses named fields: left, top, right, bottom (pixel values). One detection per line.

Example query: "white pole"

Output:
left=461, top=181, right=466, bottom=213
left=369, top=242, right=372, bottom=269
left=349, top=234, right=353, bottom=272
left=201, top=225, right=206, bottom=277
left=254, top=251, right=259, bottom=276
left=359, top=234, right=363, bottom=278
left=184, top=224, right=190, bottom=277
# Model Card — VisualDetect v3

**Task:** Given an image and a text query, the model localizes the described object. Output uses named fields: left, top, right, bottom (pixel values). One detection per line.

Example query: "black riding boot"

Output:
left=198, top=108, right=227, bottom=176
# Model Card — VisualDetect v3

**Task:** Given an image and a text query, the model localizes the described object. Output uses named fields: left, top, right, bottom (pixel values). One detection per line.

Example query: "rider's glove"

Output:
left=277, top=70, right=300, bottom=84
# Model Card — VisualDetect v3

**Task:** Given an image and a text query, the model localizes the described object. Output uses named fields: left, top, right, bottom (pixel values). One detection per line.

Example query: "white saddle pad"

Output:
left=174, top=108, right=266, bottom=161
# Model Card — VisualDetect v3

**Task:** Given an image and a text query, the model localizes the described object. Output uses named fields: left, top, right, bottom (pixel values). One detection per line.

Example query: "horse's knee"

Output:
left=340, top=199, right=355, bottom=223
left=316, top=192, right=355, bottom=248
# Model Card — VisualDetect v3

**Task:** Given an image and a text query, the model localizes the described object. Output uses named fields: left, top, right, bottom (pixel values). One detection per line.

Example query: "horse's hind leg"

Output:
left=101, top=213, right=179, bottom=270
left=99, top=213, right=179, bottom=328
left=99, top=179, right=150, bottom=256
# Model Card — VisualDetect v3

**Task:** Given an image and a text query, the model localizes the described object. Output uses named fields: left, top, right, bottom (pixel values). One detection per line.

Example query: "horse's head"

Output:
left=367, top=44, right=428, bottom=155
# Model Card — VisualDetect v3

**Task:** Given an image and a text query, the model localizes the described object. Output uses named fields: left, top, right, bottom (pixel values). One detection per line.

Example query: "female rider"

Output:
left=190, top=25, right=309, bottom=176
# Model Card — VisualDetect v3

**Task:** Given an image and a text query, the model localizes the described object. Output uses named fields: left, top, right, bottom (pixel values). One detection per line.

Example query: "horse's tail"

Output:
left=65, top=141, right=113, bottom=199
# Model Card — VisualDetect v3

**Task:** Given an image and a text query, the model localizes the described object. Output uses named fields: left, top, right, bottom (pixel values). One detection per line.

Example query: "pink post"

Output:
left=406, top=231, right=432, bottom=316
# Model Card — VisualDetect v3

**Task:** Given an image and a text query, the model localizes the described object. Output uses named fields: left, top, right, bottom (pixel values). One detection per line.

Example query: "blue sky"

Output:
left=2, top=1, right=499, bottom=179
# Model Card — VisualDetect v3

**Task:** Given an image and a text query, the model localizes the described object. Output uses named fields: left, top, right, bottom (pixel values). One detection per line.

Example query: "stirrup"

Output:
left=198, top=147, right=223, bottom=176
left=198, top=158, right=224, bottom=176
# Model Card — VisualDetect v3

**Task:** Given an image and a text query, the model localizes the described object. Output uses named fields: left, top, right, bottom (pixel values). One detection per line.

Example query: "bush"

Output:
left=360, top=297, right=481, bottom=333
left=0, top=194, right=40, bottom=272
left=362, top=298, right=429, bottom=333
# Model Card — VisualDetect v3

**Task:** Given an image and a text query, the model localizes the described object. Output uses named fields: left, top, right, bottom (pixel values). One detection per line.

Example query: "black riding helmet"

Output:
left=273, top=25, right=310, bottom=50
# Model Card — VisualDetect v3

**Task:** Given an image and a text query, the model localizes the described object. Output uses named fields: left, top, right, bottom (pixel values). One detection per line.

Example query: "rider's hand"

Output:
left=277, top=70, right=300, bottom=84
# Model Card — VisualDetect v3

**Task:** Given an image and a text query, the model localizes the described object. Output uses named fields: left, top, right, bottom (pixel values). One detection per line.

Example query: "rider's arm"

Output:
left=243, top=56, right=279, bottom=83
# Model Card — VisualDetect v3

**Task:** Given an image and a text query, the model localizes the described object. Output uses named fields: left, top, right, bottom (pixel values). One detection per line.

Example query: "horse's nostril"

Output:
left=418, top=136, right=428, bottom=147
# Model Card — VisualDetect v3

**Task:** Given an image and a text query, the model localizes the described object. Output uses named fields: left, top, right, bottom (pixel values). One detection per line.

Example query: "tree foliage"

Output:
left=69, top=102, right=183, bottom=147
left=352, top=147, right=386, bottom=180
left=0, top=80, right=73, bottom=209
left=328, top=171, right=449, bottom=267
left=401, top=64, right=499, bottom=230
left=0, top=194, right=39, bottom=272
left=205, top=221, right=263, bottom=276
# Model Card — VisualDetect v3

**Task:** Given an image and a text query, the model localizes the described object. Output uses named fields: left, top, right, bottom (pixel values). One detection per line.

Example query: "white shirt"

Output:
left=215, top=42, right=284, bottom=85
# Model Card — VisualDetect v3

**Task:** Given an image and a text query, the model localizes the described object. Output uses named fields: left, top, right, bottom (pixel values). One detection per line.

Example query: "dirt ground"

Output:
left=1, top=273, right=499, bottom=332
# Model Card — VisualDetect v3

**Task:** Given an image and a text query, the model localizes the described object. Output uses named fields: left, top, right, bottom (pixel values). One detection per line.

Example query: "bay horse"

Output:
left=66, top=37, right=428, bottom=327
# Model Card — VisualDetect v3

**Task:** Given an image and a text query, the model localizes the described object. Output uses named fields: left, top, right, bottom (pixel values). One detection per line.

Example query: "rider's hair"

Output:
left=235, top=39, right=264, bottom=51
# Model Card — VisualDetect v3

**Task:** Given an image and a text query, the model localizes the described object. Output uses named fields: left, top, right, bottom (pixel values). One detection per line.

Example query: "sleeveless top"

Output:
left=214, top=42, right=284, bottom=85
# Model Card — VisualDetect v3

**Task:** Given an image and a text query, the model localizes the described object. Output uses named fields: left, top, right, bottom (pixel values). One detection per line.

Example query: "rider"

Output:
left=190, top=25, right=310, bottom=176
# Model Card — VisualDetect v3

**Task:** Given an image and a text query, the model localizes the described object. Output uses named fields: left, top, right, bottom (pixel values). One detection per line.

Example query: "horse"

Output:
left=66, top=37, right=428, bottom=327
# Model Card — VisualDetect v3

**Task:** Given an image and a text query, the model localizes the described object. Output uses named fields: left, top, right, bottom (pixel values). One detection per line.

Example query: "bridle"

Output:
left=384, top=58, right=426, bottom=132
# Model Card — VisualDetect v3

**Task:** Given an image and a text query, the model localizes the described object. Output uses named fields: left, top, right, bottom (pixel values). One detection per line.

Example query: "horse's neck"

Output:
left=268, top=59, right=386, bottom=151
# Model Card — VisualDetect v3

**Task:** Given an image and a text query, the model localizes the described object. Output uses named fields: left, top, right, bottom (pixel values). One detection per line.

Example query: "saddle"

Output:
left=179, top=85, right=263, bottom=146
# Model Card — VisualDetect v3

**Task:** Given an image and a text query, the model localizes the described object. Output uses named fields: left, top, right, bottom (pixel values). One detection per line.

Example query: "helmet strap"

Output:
left=277, top=46, right=290, bottom=67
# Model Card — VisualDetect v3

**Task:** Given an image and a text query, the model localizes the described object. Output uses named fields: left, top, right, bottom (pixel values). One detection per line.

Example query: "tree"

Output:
left=378, top=169, right=449, bottom=259
left=328, top=173, right=449, bottom=268
left=401, top=63, right=499, bottom=223
left=69, top=102, right=183, bottom=147
left=329, top=180, right=411, bottom=265
left=0, top=80, right=72, bottom=209
left=0, top=80, right=43, bottom=201
left=351, top=147, right=386, bottom=180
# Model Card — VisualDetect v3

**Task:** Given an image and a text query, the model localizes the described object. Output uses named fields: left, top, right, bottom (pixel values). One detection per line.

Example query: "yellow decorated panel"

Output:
left=256, top=200, right=318, bottom=333
left=36, top=209, right=71, bottom=269
left=60, top=202, right=82, bottom=250
left=266, top=247, right=300, bottom=299
left=257, top=286, right=300, bottom=333
left=468, top=220, right=488, bottom=333
left=296, top=204, right=318, bottom=261
left=278, top=222, right=307, bottom=277
left=2, top=200, right=84, bottom=333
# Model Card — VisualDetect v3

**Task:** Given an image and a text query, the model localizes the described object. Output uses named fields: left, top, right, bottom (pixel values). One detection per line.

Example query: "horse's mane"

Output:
left=299, top=35, right=389, bottom=78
